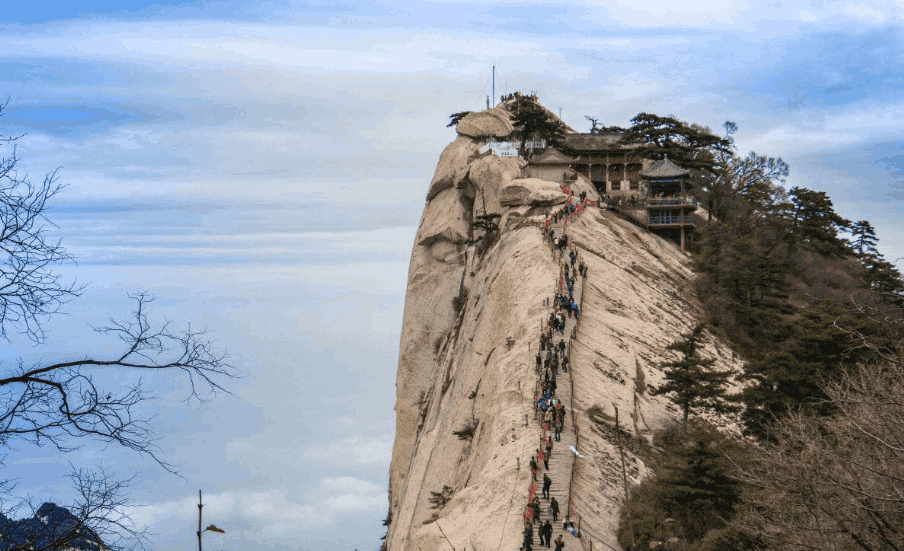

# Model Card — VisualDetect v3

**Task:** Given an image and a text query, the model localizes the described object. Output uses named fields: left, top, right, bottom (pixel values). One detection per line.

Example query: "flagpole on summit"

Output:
left=492, top=65, right=495, bottom=106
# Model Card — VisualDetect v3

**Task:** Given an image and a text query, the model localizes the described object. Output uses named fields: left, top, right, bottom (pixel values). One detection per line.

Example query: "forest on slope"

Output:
left=575, top=109, right=904, bottom=551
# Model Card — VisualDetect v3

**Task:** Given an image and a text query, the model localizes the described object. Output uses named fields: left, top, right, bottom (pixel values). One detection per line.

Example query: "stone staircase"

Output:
left=524, top=196, right=589, bottom=550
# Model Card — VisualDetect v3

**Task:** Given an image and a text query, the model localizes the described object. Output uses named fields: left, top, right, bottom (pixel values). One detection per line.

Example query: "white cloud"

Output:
left=586, top=0, right=752, bottom=26
left=301, top=434, right=393, bottom=467
left=129, top=477, right=385, bottom=536
left=844, top=2, right=888, bottom=21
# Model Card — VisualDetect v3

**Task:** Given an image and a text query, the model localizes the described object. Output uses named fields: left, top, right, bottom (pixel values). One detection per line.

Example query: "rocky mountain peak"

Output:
left=386, top=103, right=741, bottom=551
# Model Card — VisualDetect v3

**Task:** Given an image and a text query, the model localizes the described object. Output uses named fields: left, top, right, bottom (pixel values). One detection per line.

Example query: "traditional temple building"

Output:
left=640, top=156, right=697, bottom=250
left=523, top=135, right=699, bottom=250
left=563, top=133, right=646, bottom=197
left=525, top=134, right=650, bottom=198
left=524, top=147, right=579, bottom=183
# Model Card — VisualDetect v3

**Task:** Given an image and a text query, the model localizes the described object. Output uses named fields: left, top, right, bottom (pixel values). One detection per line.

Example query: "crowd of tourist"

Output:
left=520, top=184, right=593, bottom=551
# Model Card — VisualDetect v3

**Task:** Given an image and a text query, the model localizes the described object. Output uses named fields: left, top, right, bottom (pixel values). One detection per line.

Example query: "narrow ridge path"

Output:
left=521, top=184, right=596, bottom=551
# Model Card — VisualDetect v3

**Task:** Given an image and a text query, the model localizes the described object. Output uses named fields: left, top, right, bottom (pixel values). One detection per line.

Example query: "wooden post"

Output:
left=435, top=520, right=457, bottom=551
left=197, top=490, right=203, bottom=551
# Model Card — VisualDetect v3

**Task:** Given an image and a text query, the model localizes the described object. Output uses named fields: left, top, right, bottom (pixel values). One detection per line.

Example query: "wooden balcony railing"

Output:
left=648, top=215, right=697, bottom=227
left=646, top=196, right=697, bottom=207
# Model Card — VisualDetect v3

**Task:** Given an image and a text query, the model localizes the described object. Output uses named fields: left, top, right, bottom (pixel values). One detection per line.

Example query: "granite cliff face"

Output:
left=387, top=106, right=742, bottom=551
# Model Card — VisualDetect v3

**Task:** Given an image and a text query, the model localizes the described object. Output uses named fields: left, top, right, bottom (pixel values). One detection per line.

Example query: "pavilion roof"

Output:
left=529, top=147, right=578, bottom=165
left=563, top=133, right=623, bottom=151
left=641, top=157, right=689, bottom=179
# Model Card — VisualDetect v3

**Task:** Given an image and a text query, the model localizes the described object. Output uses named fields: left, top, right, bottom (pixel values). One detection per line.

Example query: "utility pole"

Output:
left=196, top=490, right=225, bottom=551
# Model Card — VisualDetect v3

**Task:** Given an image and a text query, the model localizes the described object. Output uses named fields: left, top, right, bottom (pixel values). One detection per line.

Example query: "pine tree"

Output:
left=651, top=323, right=738, bottom=427
left=862, top=253, right=904, bottom=307
left=848, top=220, right=904, bottom=306
left=656, top=424, right=742, bottom=543
left=617, top=423, right=745, bottom=548
left=507, top=96, right=566, bottom=156
left=739, top=300, right=892, bottom=440
left=850, top=220, right=879, bottom=259
left=789, top=187, right=852, bottom=257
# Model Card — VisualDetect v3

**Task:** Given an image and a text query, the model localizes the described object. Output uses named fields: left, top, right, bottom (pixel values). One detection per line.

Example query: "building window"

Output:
left=630, top=181, right=639, bottom=190
left=611, top=181, right=621, bottom=191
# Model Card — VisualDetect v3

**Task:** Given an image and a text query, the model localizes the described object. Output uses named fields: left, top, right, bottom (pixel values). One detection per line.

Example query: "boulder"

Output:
left=466, top=155, right=525, bottom=218
left=500, top=178, right=568, bottom=206
left=427, top=136, right=480, bottom=200
left=455, top=108, right=514, bottom=140
left=417, top=187, right=471, bottom=247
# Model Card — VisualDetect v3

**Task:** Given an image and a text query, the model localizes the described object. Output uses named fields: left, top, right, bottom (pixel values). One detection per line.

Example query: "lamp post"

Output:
left=197, top=490, right=226, bottom=551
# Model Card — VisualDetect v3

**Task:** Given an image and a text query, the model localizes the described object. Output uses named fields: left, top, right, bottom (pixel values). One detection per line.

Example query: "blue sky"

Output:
left=1, top=1, right=903, bottom=550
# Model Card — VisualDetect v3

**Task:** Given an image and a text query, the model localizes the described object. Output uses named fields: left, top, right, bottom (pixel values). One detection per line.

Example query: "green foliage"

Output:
left=472, top=212, right=501, bottom=255
left=739, top=299, right=893, bottom=440
left=702, top=148, right=789, bottom=224
left=428, top=485, right=454, bottom=509
left=651, top=324, right=738, bottom=426
left=862, top=253, right=904, bottom=306
left=451, top=288, right=468, bottom=314
left=850, top=220, right=879, bottom=259
left=849, top=220, right=904, bottom=306
left=789, top=186, right=852, bottom=257
left=618, top=113, right=734, bottom=175
left=507, top=96, right=567, bottom=155
left=617, top=479, right=667, bottom=551
left=452, top=418, right=478, bottom=440
left=617, top=423, right=743, bottom=548
left=447, top=111, right=471, bottom=127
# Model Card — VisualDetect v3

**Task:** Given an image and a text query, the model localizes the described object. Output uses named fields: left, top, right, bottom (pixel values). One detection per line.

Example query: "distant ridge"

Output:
left=0, top=503, right=109, bottom=551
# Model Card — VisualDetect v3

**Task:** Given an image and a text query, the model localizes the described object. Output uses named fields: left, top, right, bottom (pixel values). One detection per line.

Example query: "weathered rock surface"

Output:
left=417, top=187, right=471, bottom=248
left=500, top=178, right=568, bottom=206
left=455, top=107, right=514, bottom=140
left=464, top=155, right=525, bottom=218
left=389, top=116, right=742, bottom=551
left=427, top=136, right=481, bottom=200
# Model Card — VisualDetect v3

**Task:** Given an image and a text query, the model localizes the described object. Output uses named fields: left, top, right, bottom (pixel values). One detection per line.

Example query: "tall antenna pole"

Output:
left=492, top=65, right=495, bottom=106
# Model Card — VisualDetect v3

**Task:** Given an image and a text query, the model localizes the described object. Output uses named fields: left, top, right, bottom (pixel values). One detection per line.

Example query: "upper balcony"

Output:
left=648, top=214, right=697, bottom=227
left=646, top=196, right=697, bottom=208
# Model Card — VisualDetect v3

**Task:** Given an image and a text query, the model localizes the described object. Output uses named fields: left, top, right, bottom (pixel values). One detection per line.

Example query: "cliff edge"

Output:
left=387, top=106, right=742, bottom=551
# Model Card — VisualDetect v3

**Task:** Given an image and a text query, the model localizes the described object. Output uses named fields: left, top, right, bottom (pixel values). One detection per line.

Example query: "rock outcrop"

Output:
left=388, top=106, right=742, bottom=551
left=455, top=107, right=514, bottom=140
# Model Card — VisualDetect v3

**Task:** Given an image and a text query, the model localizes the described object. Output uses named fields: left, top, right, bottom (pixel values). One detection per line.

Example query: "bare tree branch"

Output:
left=0, top=99, right=84, bottom=344
left=0, top=98, right=238, bottom=551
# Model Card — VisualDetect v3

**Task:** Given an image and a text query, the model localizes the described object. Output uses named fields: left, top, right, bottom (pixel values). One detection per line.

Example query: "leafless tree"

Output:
left=734, top=307, right=904, bottom=551
left=0, top=99, right=84, bottom=343
left=0, top=100, right=238, bottom=550
left=0, top=292, right=237, bottom=471
left=1, top=466, right=148, bottom=551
